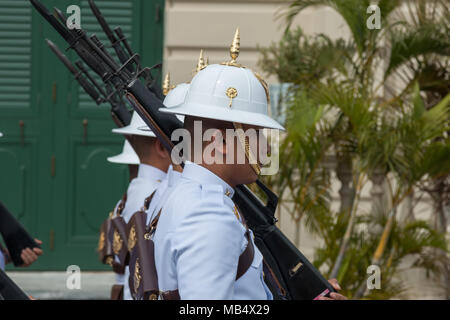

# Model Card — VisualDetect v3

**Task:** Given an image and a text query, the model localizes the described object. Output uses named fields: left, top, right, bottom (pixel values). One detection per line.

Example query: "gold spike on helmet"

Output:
left=220, top=28, right=269, bottom=104
left=162, top=72, right=175, bottom=96
left=222, top=27, right=242, bottom=67
left=196, top=49, right=207, bottom=73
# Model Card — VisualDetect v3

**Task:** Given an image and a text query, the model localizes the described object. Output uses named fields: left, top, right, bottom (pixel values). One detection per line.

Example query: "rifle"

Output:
left=0, top=269, right=30, bottom=300
left=30, top=0, right=335, bottom=300
left=45, top=39, right=131, bottom=128
left=0, top=202, right=41, bottom=267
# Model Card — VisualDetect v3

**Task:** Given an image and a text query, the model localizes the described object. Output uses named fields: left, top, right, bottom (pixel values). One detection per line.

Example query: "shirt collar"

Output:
left=137, top=164, right=167, bottom=182
left=182, top=161, right=235, bottom=198
left=168, top=167, right=182, bottom=187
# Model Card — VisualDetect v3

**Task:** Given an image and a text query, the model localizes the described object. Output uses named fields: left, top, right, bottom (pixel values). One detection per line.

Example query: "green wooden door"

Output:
left=0, top=0, right=54, bottom=270
left=0, top=0, right=164, bottom=270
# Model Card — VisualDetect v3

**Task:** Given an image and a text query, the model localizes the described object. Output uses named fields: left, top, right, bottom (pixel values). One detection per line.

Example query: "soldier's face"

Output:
left=226, top=124, right=269, bottom=185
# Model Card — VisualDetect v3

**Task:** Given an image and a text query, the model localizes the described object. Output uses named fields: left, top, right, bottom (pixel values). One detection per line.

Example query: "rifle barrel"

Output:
left=46, top=39, right=78, bottom=75
left=29, top=0, right=73, bottom=43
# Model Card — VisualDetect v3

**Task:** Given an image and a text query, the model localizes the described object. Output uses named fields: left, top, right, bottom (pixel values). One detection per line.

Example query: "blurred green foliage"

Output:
left=259, top=0, right=449, bottom=299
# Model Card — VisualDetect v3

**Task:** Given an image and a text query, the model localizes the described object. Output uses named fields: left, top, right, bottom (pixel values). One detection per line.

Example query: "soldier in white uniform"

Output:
left=109, top=111, right=171, bottom=300
left=115, top=79, right=189, bottom=300
left=104, top=138, right=139, bottom=299
left=145, top=82, right=189, bottom=226
left=145, top=52, right=207, bottom=227
left=152, top=30, right=346, bottom=300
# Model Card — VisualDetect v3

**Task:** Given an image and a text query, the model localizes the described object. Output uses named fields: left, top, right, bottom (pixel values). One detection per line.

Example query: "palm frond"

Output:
left=385, top=22, right=450, bottom=79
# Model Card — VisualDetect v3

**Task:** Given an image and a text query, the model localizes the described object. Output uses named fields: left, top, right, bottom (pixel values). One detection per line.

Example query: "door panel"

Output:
left=0, top=142, right=35, bottom=229
left=0, top=0, right=33, bottom=112
left=50, top=0, right=142, bottom=270
left=1, top=0, right=164, bottom=270
left=0, top=0, right=51, bottom=271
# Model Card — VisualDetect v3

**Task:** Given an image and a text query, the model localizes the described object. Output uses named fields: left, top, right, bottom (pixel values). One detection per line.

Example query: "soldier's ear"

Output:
left=154, top=138, right=170, bottom=159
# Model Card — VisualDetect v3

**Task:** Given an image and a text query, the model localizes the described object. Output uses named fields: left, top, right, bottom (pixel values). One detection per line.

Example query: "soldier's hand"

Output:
left=20, top=239, right=43, bottom=267
left=318, top=279, right=348, bottom=300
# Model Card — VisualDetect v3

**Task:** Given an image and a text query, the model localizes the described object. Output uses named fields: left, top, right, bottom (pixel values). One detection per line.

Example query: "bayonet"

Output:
left=53, top=6, right=67, bottom=26
left=114, top=27, right=133, bottom=57
left=75, top=61, right=106, bottom=97
left=30, top=0, right=73, bottom=43
left=88, top=0, right=134, bottom=72
left=46, top=39, right=102, bottom=105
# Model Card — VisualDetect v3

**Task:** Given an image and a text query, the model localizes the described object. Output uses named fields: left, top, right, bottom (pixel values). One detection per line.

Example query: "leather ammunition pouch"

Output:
left=110, top=284, right=124, bottom=300
left=127, top=193, right=158, bottom=300
left=98, top=217, right=114, bottom=265
left=110, top=216, right=129, bottom=269
left=128, top=193, right=255, bottom=300
left=100, top=193, right=129, bottom=274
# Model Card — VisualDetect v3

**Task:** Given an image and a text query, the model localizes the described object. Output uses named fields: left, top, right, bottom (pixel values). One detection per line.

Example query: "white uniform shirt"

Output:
left=115, top=164, right=166, bottom=300
left=153, top=161, right=273, bottom=300
left=145, top=165, right=182, bottom=226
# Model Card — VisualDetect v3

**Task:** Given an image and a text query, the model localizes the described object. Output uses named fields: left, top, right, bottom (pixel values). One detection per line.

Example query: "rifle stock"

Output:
left=234, top=185, right=335, bottom=300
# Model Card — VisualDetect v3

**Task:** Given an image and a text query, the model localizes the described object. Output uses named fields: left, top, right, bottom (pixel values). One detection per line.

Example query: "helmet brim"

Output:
left=159, top=103, right=285, bottom=131
left=107, top=153, right=140, bottom=165
left=112, top=126, right=156, bottom=137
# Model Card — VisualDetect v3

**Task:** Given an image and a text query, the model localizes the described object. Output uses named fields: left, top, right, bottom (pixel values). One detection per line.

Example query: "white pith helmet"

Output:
left=159, top=64, right=284, bottom=130
left=164, top=82, right=189, bottom=110
left=163, top=82, right=188, bottom=122
left=136, top=80, right=188, bottom=134
left=158, top=30, right=284, bottom=131
left=112, top=111, right=156, bottom=137
left=107, top=140, right=140, bottom=165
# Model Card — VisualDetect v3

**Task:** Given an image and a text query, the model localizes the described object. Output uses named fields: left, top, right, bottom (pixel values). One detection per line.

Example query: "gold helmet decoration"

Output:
left=195, top=49, right=208, bottom=73
left=220, top=28, right=269, bottom=105
left=222, top=27, right=241, bottom=67
left=162, top=72, right=175, bottom=96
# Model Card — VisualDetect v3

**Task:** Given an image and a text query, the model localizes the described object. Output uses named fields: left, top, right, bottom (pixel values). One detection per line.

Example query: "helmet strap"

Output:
left=233, top=122, right=261, bottom=176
